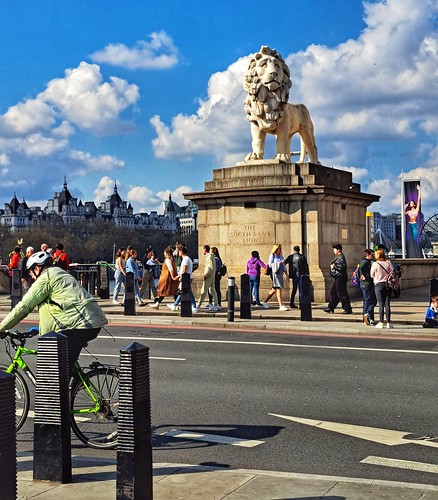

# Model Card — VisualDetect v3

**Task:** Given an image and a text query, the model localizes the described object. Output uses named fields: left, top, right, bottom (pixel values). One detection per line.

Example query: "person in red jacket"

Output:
left=53, top=243, right=70, bottom=271
left=8, top=246, right=22, bottom=277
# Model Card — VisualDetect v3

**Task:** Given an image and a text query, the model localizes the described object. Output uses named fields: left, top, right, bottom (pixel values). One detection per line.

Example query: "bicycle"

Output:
left=0, top=328, right=119, bottom=449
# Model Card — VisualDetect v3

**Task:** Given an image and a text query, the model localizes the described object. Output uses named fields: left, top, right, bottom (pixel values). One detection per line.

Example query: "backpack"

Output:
left=377, top=262, right=400, bottom=290
left=351, top=265, right=360, bottom=288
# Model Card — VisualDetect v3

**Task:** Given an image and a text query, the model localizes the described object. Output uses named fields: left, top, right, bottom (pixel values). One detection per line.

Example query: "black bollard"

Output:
left=300, top=274, right=312, bottom=321
left=117, top=342, right=153, bottom=500
left=180, top=273, right=192, bottom=317
left=0, top=370, right=17, bottom=500
left=33, top=332, right=71, bottom=483
left=430, top=278, right=438, bottom=302
left=240, top=274, right=251, bottom=319
left=11, top=268, right=22, bottom=309
left=97, top=261, right=110, bottom=299
left=124, top=271, right=136, bottom=316
left=227, top=277, right=235, bottom=322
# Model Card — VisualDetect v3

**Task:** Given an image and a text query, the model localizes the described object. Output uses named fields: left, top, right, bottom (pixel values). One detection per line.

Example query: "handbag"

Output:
left=220, top=264, right=227, bottom=277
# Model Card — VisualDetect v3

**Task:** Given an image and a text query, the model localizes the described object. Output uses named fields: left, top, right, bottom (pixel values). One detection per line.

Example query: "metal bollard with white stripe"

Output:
left=117, top=342, right=153, bottom=500
left=33, top=332, right=72, bottom=483
left=0, top=370, right=16, bottom=500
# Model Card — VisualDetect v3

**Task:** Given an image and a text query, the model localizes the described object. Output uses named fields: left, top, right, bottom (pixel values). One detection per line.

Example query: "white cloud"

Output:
left=90, top=31, right=179, bottom=70
left=39, top=61, right=139, bottom=135
left=93, top=176, right=116, bottom=205
left=0, top=98, right=56, bottom=136
left=151, top=56, right=250, bottom=161
left=0, top=134, right=68, bottom=157
left=68, top=150, right=125, bottom=175
left=0, top=153, right=9, bottom=166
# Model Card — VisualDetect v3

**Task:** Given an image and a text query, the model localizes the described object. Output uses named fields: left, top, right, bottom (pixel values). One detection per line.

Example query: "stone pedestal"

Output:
left=185, top=160, right=379, bottom=302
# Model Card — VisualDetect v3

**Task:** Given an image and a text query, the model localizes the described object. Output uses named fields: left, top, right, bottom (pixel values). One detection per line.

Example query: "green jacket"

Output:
left=0, top=267, right=108, bottom=335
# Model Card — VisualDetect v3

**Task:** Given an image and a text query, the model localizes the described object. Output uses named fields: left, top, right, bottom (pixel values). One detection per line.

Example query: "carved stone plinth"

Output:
left=185, top=161, right=379, bottom=302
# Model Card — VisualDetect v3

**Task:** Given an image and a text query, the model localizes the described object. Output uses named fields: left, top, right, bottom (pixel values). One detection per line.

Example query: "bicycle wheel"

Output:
left=70, top=366, right=119, bottom=449
left=0, top=365, right=30, bottom=431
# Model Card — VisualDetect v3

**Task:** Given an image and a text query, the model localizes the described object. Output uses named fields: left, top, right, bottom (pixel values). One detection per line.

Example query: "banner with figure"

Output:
left=403, top=179, right=423, bottom=258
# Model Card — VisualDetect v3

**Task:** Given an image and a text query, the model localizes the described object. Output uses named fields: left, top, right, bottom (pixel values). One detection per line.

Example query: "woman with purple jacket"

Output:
left=246, top=250, right=267, bottom=307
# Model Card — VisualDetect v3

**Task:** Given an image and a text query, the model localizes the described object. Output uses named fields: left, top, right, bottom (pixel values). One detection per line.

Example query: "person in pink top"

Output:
left=370, top=248, right=394, bottom=329
left=246, top=250, right=267, bottom=307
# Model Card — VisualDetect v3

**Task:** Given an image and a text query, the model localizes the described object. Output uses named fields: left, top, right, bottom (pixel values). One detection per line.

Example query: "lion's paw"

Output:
left=274, top=153, right=290, bottom=162
left=245, top=152, right=264, bottom=161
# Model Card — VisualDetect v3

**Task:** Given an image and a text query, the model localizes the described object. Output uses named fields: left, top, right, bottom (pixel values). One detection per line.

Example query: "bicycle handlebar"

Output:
left=1, top=328, right=39, bottom=340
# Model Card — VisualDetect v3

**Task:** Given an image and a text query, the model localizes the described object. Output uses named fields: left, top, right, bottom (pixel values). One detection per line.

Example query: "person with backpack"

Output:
left=359, top=249, right=377, bottom=326
left=283, top=245, right=309, bottom=308
left=53, top=243, right=70, bottom=271
left=370, top=248, right=395, bottom=329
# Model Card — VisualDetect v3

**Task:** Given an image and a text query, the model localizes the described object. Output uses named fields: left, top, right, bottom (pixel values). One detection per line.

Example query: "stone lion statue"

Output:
left=243, top=46, right=319, bottom=164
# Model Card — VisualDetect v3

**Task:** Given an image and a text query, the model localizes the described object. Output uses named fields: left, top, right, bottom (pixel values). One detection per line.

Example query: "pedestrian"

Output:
left=370, top=248, right=394, bottom=329
left=140, top=247, right=158, bottom=301
left=423, top=295, right=438, bottom=328
left=125, top=248, right=145, bottom=306
left=196, top=245, right=219, bottom=311
left=261, top=244, right=289, bottom=311
left=208, top=246, right=223, bottom=308
left=19, top=246, right=35, bottom=294
left=40, top=243, right=49, bottom=252
left=8, top=246, right=22, bottom=277
left=53, top=243, right=70, bottom=271
left=167, top=244, right=198, bottom=312
left=0, top=251, right=107, bottom=377
left=283, top=245, right=309, bottom=308
left=359, top=249, right=377, bottom=325
left=324, top=243, right=353, bottom=314
left=149, top=247, right=179, bottom=309
left=112, top=247, right=126, bottom=304
left=246, top=250, right=267, bottom=307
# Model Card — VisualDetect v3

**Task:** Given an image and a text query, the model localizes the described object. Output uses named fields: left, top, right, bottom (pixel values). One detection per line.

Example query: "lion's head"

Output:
left=243, top=46, right=291, bottom=132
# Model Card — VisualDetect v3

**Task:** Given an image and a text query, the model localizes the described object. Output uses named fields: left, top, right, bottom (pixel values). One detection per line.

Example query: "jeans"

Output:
left=374, top=282, right=391, bottom=323
left=360, top=282, right=376, bottom=320
left=113, top=270, right=125, bottom=301
left=250, top=275, right=260, bottom=304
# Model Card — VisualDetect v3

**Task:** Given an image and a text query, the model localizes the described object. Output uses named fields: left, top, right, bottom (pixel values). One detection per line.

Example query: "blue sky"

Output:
left=1, top=0, right=437, bottom=218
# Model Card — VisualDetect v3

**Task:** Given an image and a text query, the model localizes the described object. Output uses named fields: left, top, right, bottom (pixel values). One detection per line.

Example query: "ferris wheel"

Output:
left=421, top=213, right=438, bottom=249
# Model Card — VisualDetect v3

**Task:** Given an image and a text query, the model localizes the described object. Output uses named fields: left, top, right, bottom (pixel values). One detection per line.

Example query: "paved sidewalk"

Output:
left=17, top=454, right=438, bottom=499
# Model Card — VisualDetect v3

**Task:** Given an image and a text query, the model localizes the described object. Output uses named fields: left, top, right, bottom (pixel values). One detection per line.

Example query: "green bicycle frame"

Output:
left=71, top=364, right=102, bottom=416
left=5, top=345, right=37, bottom=386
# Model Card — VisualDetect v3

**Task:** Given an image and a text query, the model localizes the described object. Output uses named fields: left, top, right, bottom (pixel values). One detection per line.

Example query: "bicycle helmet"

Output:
left=26, top=251, right=53, bottom=270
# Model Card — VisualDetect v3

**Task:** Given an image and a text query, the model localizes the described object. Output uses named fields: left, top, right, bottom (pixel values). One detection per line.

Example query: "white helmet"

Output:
left=26, top=251, right=53, bottom=270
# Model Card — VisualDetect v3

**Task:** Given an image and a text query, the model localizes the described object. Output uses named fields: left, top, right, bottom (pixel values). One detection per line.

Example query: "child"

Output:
left=423, top=295, right=438, bottom=328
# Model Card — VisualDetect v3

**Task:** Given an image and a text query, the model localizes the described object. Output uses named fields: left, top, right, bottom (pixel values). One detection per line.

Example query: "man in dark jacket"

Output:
left=359, top=248, right=377, bottom=325
left=284, top=245, right=309, bottom=308
left=325, top=243, right=352, bottom=314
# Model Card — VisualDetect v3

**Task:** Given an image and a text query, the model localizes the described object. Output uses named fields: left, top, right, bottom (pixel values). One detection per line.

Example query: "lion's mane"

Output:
left=243, top=46, right=292, bottom=132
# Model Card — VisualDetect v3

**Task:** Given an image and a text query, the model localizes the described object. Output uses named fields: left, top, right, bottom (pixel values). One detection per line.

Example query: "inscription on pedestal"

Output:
left=230, top=224, right=274, bottom=245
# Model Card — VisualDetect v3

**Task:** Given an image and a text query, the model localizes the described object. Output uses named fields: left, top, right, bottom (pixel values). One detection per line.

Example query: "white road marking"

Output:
left=361, top=456, right=438, bottom=474
left=81, top=353, right=185, bottom=361
left=269, top=414, right=438, bottom=449
left=99, top=335, right=438, bottom=355
left=159, top=429, right=264, bottom=447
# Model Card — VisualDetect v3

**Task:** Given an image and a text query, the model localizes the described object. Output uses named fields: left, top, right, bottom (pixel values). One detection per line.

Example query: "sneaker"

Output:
left=290, top=304, right=297, bottom=308
left=138, top=301, right=146, bottom=307
left=369, top=319, right=376, bottom=326
left=192, top=306, right=199, bottom=313
left=260, top=302, right=270, bottom=309
left=387, top=323, right=394, bottom=329
left=279, top=305, right=289, bottom=311
left=209, top=305, right=219, bottom=312
left=375, top=322, right=384, bottom=329
left=203, top=304, right=212, bottom=309
left=149, top=302, right=159, bottom=309
left=112, top=300, right=120, bottom=305
left=167, top=304, right=176, bottom=311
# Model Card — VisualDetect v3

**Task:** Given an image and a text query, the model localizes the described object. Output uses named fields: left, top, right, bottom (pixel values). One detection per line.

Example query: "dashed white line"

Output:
left=361, top=456, right=438, bottom=474
left=159, top=429, right=264, bottom=447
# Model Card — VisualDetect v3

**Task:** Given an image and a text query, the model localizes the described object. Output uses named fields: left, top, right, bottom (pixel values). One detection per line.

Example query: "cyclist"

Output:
left=0, top=251, right=107, bottom=375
